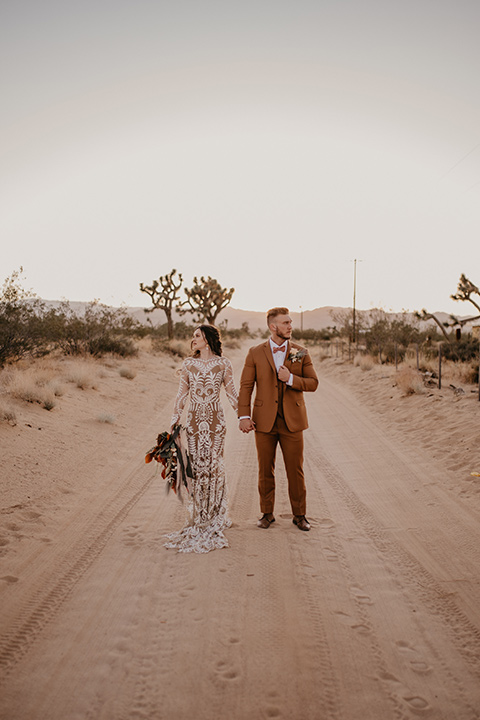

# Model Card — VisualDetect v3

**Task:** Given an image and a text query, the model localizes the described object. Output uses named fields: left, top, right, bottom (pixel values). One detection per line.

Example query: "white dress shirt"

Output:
left=269, top=340, right=293, bottom=385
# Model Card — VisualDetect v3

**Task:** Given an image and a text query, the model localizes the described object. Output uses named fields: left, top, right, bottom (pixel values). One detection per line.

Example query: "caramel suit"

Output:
left=238, top=341, right=318, bottom=516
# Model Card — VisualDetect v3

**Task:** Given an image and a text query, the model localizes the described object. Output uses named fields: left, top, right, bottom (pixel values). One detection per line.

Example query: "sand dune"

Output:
left=1, top=344, right=479, bottom=719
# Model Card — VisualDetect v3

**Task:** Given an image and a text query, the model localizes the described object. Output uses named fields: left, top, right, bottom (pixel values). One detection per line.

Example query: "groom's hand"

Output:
left=239, top=418, right=255, bottom=433
left=278, top=365, right=290, bottom=382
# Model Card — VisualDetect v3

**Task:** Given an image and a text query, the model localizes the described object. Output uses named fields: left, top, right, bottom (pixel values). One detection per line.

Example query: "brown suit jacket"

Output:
left=238, top=341, right=318, bottom=433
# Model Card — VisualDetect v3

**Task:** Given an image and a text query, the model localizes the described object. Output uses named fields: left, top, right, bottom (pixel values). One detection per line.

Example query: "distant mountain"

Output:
left=41, top=300, right=479, bottom=332
left=96, top=304, right=349, bottom=331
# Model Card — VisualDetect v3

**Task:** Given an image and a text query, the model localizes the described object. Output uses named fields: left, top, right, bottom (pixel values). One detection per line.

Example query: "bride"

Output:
left=165, top=324, right=239, bottom=553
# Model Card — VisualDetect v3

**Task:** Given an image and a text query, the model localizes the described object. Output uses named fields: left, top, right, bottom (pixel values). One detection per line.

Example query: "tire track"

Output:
left=308, top=444, right=480, bottom=718
left=0, top=467, right=154, bottom=680
left=305, top=373, right=480, bottom=718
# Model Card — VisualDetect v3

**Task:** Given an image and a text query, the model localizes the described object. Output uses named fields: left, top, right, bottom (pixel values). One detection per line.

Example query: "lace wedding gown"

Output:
left=165, top=355, right=238, bottom=553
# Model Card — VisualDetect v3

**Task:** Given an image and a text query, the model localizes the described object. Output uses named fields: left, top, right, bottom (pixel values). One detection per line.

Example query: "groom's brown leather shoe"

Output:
left=293, top=515, right=311, bottom=531
left=257, top=513, right=275, bottom=529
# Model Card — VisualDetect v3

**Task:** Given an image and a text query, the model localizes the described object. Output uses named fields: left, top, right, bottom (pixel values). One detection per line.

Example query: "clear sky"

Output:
left=1, top=0, right=479, bottom=317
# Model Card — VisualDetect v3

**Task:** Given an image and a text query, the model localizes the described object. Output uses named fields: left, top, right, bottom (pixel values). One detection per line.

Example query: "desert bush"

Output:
left=0, top=398, right=17, bottom=424
left=0, top=270, right=51, bottom=367
left=63, top=363, right=98, bottom=390
left=395, top=367, right=425, bottom=395
left=147, top=321, right=194, bottom=340
left=354, top=354, right=375, bottom=371
left=49, top=300, right=140, bottom=358
left=440, top=338, right=480, bottom=363
left=152, top=337, right=190, bottom=358
left=363, top=311, right=432, bottom=364
left=8, top=373, right=57, bottom=409
left=1, top=271, right=145, bottom=365
left=97, top=413, right=115, bottom=424
left=460, top=363, right=479, bottom=384
left=292, top=328, right=333, bottom=342
left=119, top=367, right=136, bottom=380
left=223, top=339, right=240, bottom=350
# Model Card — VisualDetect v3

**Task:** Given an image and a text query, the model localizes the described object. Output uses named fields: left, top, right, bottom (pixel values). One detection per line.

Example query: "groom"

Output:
left=238, top=307, right=318, bottom=531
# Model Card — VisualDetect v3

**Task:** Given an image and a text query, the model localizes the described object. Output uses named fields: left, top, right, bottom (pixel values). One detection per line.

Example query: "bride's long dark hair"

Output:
left=192, top=325, right=223, bottom=357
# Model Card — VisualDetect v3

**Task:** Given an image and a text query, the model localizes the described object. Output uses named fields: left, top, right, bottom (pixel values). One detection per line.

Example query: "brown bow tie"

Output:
left=273, top=345, right=286, bottom=353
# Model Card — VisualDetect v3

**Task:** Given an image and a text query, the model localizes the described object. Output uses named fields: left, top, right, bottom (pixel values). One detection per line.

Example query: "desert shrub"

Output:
left=49, top=300, right=140, bottom=358
left=223, top=339, right=240, bottom=350
left=354, top=354, right=375, bottom=371
left=147, top=321, right=194, bottom=340
left=451, top=361, right=479, bottom=385
left=292, top=328, right=333, bottom=342
left=8, top=373, right=57, bottom=409
left=97, top=413, right=115, bottom=424
left=0, top=398, right=16, bottom=424
left=395, top=367, right=425, bottom=395
left=87, top=335, right=137, bottom=357
left=119, top=367, right=136, bottom=380
left=441, top=338, right=480, bottom=363
left=364, top=311, right=429, bottom=364
left=0, top=270, right=51, bottom=367
left=0, top=271, right=145, bottom=365
left=63, top=363, right=98, bottom=389
left=152, top=338, right=190, bottom=358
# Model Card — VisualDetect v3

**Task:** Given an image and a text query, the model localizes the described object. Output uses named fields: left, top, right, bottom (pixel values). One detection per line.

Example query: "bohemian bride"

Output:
left=165, top=324, right=238, bottom=553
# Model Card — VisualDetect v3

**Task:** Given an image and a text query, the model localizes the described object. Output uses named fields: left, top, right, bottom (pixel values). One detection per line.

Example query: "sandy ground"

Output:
left=1, top=343, right=480, bottom=720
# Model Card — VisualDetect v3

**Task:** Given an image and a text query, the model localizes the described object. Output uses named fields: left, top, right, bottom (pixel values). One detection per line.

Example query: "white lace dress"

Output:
left=165, top=355, right=238, bottom=553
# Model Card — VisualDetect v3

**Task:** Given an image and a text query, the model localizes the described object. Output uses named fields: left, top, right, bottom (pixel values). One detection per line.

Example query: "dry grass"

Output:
left=0, top=357, right=100, bottom=413
left=119, top=367, right=136, bottom=380
left=315, top=347, right=332, bottom=362
left=395, top=367, right=425, bottom=396
left=0, top=398, right=17, bottom=424
left=403, top=357, right=478, bottom=389
left=354, top=354, right=375, bottom=371
left=7, top=373, right=57, bottom=409
left=97, top=413, right=115, bottom=424
left=152, top=338, right=191, bottom=358
left=444, top=360, right=478, bottom=386
left=63, top=362, right=98, bottom=390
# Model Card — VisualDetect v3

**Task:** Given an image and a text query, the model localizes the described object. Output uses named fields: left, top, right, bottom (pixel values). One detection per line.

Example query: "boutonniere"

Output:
left=288, top=347, right=307, bottom=363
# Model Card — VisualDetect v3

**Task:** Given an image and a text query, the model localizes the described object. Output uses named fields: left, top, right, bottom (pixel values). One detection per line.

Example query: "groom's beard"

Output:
left=277, top=331, right=291, bottom=341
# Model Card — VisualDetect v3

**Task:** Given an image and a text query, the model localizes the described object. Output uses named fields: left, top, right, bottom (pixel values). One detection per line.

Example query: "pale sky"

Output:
left=1, top=0, right=479, bottom=318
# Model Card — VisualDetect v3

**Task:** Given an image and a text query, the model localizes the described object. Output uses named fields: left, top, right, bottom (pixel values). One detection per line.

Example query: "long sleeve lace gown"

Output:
left=165, top=355, right=238, bottom=553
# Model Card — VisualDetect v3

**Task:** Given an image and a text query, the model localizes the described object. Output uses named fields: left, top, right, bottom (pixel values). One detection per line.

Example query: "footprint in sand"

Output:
left=379, top=671, right=431, bottom=714
left=1, top=575, right=19, bottom=584
left=322, top=547, right=338, bottom=562
left=317, top=518, right=335, bottom=530
left=350, top=586, right=374, bottom=605
left=214, top=660, right=240, bottom=681
left=395, top=640, right=433, bottom=675
left=333, top=611, right=371, bottom=635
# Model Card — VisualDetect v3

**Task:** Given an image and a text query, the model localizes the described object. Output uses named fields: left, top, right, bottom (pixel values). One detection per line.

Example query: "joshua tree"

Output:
left=415, top=309, right=451, bottom=341
left=140, top=269, right=183, bottom=339
left=417, top=273, right=480, bottom=341
left=178, top=276, right=234, bottom=325
left=451, top=274, right=480, bottom=318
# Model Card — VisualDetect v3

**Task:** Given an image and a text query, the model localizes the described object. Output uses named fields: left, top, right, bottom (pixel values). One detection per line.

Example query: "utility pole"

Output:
left=352, top=258, right=363, bottom=345
left=352, top=259, right=357, bottom=345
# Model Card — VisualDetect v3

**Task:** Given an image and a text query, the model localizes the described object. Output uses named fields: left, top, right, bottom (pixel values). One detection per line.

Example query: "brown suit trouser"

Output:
left=254, top=414, right=306, bottom=516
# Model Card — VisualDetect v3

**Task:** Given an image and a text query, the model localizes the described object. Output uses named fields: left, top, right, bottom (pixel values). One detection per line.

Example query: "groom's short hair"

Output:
left=267, top=307, right=289, bottom=327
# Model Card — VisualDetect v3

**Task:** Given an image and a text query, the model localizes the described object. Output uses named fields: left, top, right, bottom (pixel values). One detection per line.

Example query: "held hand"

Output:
left=239, top=418, right=255, bottom=433
left=278, top=365, right=290, bottom=383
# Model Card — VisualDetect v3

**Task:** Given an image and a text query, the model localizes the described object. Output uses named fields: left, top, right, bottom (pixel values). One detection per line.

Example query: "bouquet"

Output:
left=145, top=424, right=193, bottom=499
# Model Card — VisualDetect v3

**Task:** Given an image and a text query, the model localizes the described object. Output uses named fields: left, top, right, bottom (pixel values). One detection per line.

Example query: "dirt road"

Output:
left=1, top=350, right=479, bottom=720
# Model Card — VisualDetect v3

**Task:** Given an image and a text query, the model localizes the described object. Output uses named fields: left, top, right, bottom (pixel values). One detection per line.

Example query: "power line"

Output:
left=440, top=142, right=480, bottom=179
